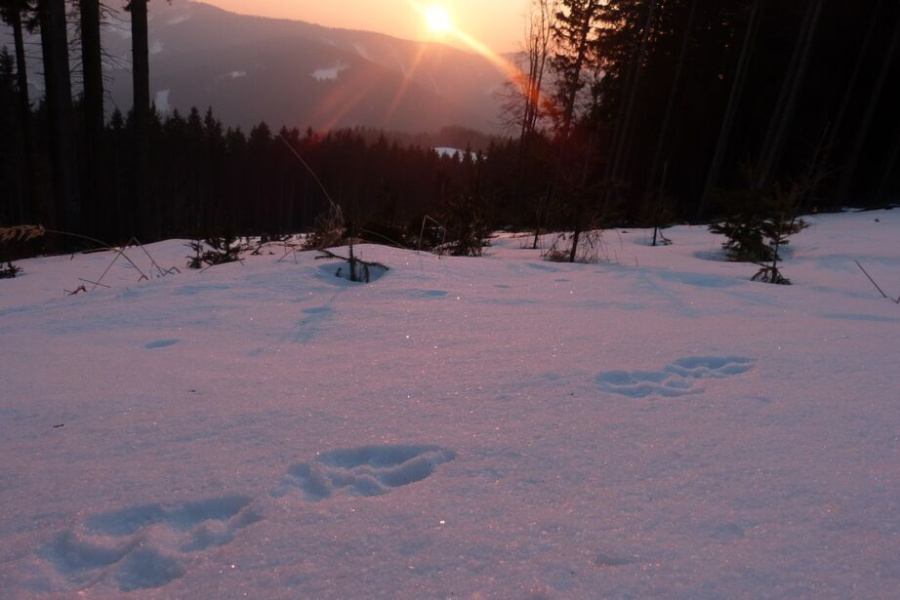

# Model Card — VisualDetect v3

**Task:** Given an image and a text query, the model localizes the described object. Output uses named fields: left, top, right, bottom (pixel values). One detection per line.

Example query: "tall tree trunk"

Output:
left=875, top=115, right=900, bottom=204
left=536, top=0, right=598, bottom=251
left=515, top=0, right=554, bottom=247
left=606, top=0, right=658, bottom=188
left=6, top=5, right=40, bottom=225
left=646, top=0, right=698, bottom=199
left=836, top=8, right=900, bottom=204
left=80, top=0, right=104, bottom=238
left=128, top=0, right=152, bottom=239
left=697, top=0, right=763, bottom=219
left=810, top=0, right=882, bottom=205
left=558, top=1, right=596, bottom=142
left=38, top=0, right=81, bottom=236
left=757, top=0, right=823, bottom=189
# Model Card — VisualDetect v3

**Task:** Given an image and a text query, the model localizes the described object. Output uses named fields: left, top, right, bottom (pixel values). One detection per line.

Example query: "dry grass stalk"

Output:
left=0, top=225, right=45, bottom=243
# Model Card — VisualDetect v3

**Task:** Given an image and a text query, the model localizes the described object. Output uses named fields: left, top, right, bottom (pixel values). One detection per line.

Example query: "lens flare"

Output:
left=424, top=6, right=453, bottom=33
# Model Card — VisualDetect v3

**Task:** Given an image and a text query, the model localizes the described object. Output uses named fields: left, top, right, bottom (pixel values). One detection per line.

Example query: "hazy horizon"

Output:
left=199, top=0, right=529, bottom=53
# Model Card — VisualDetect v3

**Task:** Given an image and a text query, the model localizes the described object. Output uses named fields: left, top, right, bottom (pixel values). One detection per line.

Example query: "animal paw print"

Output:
left=42, top=445, right=455, bottom=593
left=597, top=356, right=754, bottom=398
left=45, top=496, right=261, bottom=591
left=272, top=445, right=456, bottom=501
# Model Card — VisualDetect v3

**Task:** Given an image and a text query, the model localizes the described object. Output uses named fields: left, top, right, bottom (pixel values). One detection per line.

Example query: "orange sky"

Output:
left=201, top=0, right=528, bottom=53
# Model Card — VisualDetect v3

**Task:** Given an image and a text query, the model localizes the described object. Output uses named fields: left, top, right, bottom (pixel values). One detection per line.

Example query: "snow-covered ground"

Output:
left=1, top=210, right=899, bottom=599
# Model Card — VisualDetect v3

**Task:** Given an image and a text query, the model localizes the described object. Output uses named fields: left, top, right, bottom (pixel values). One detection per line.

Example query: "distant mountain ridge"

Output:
left=1, top=0, right=510, bottom=133
left=60, top=0, right=509, bottom=133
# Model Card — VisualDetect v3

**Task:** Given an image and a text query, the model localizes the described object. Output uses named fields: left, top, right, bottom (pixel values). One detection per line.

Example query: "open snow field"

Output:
left=1, top=210, right=899, bottom=599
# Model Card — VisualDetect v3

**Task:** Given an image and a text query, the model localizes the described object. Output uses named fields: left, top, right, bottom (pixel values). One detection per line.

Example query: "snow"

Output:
left=434, top=147, right=479, bottom=160
left=1, top=211, right=899, bottom=599
left=312, top=62, right=349, bottom=82
left=154, top=89, right=171, bottom=113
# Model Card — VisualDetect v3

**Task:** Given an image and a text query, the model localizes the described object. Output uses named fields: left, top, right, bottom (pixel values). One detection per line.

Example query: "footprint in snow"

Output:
left=272, top=444, right=456, bottom=501
left=597, top=356, right=754, bottom=398
left=44, top=495, right=261, bottom=591
left=42, top=445, right=455, bottom=592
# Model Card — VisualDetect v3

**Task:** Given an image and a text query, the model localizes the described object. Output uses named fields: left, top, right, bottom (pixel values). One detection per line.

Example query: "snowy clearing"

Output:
left=1, top=210, right=899, bottom=599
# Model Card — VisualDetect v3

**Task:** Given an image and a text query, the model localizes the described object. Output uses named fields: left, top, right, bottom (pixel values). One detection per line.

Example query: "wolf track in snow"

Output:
left=596, top=356, right=755, bottom=398
left=272, top=444, right=456, bottom=501
left=45, top=496, right=261, bottom=591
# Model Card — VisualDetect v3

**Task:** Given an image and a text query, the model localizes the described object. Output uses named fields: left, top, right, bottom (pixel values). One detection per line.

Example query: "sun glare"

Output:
left=424, top=6, right=453, bottom=34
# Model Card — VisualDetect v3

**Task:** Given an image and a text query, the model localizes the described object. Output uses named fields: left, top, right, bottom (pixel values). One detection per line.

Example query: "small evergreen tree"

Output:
left=709, top=166, right=808, bottom=284
left=438, top=190, right=491, bottom=257
left=185, top=235, right=242, bottom=269
left=750, top=181, right=809, bottom=285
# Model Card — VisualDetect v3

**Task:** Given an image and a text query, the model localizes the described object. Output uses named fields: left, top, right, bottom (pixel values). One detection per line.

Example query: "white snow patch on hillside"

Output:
left=2, top=211, right=900, bottom=599
left=434, top=147, right=477, bottom=160
left=150, top=40, right=164, bottom=55
left=312, top=62, right=349, bottom=81
left=154, top=89, right=171, bottom=113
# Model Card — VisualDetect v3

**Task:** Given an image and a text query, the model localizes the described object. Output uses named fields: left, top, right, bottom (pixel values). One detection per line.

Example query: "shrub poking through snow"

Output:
left=749, top=182, right=809, bottom=284
left=435, top=191, right=490, bottom=257
left=1, top=261, right=21, bottom=279
left=1, top=225, right=45, bottom=278
left=186, top=236, right=243, bottom=269
left=710, top=167, right=808, bottom=284
left=303, top=203, right=346, bottom=251
left=316, top=248, right=388, bottom=284
left=545, top=230, right=602, bottom=263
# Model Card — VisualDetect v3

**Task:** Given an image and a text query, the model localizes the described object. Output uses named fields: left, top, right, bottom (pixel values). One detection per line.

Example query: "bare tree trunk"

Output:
left=514, top=0, right=555, bottom=248
left=646, top=0, right=698, bottom=199
left=519, top=0, right=554, bottom=142
left=811, top=0, right=882, bottom=204
left=127, top=0, right=152, bottom=239
left=80, top=0, right=104, bottom=238
left=697, top=0, right=763, bottom=219
left=38, top=0, right=81, bottom=236
left=836, top=7, right=900, bottom=204
left=539, top=0, right=599, bottom=251
left=757, top=0, right=823, bottom=189
left=7, top=6, right=39, bottom=225
left=875, top=116, right=900, bottom=204
left=606, top=0, right=658, bottom=188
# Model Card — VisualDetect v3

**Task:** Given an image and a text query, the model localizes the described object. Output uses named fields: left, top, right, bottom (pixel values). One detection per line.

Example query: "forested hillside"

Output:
left=0, top=0, right=897, bottom=254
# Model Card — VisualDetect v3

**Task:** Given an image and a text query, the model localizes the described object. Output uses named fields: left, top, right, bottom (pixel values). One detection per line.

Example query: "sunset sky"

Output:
left=201, top=0, right=530, bottom=53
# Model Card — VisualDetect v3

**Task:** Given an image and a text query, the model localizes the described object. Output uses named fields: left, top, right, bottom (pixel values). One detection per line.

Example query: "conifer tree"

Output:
left=126, top=0, right=151, bottom=238
left=0, top=0, right=37, bottom=224
left=37, top=0, right=81, bottom=236
left=77, top=0, right=105, bottom=238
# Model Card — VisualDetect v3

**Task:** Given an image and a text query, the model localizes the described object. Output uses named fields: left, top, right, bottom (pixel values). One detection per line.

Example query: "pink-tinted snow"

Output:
left=1, top=211, right=898, bottom=599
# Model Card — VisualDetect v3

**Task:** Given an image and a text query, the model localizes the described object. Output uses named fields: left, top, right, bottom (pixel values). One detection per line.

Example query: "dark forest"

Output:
left=1, top=0, right=898, bottom=253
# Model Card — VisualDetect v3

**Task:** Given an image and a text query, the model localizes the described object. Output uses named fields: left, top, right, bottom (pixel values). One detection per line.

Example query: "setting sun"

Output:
left=424, top=5, right=453, bottom=34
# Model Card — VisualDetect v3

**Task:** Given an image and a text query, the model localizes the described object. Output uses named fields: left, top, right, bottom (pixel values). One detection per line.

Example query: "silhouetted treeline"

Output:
left=2, top=0, right=899, bottom=253
left=0, top=60, right=520, bottom=244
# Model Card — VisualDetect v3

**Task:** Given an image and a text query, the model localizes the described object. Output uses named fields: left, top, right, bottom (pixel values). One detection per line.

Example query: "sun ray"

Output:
left=386, top=43, right=433, bottom=125
left=424, top=6, right=453, bottom=34
left=398, top=0, right=551, bottom=130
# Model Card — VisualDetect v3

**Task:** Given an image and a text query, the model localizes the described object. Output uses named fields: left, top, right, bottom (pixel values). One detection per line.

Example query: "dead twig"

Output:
left=855, top=260, right=900, bottom=303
